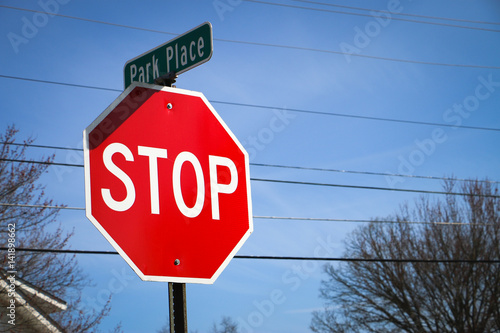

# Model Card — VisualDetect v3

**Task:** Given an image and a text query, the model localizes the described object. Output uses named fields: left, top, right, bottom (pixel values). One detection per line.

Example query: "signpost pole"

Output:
left=169, top=282, right=187, bottom=333
left=161, top=73, right=186, bottom=333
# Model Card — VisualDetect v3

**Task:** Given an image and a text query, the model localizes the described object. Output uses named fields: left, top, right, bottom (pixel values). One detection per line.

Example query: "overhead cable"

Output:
left=2, top=142, right=500, bottom=184
left=0, top=204, right=495, bottom=226
left=1, top=157, right=499, bottom=197
left=2, top=147, right=499, bottom=184
left=214, top=37, right=500, bottom=69
left=250, top=163, right=500, bottom=184
left=2, top=74, right=500, bottom=133
left=0, top=5, right=177, bottom=37
left=0, top=74, right=121, bottom=93
left=0, top=158, right=83, bottom=168
left=0, top=203, right=84, bottom=211
left=212, top=100, right=500, bottom=132
left=243, top=0, right=500, bottom=33
left=251, top=178, right=500, bottom=198
left=1, top=6, right=500, bottom=70
left=2, top=247, right=499, bottom=263
left=0, top=141, right=83, bottom=152
left=292, top=0, right=500, bottom=26
left=254, top=216, right=495, bottom=226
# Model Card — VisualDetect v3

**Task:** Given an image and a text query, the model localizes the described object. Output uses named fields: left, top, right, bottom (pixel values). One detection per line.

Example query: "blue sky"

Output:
left=1, top=0, right=500, bottom=332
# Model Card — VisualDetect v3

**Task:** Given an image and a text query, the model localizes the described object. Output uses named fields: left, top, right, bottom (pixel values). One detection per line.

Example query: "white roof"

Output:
left=0, top=270, right=67, bottom=333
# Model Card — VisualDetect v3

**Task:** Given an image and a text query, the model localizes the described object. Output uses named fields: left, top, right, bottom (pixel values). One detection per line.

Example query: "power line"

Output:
left=4, top=141, right=500, bottom=186
left=0, top=141, right=82, bottom=152
left=0, top=74, right=121, bottom=93
left=292, top=0, right=500, bottom=27
left=0, top=203, right=84, bottom=211
left=0, top=247, right=118, bottom=256
left=2, top=74, right=500, bottom=133
left=4, top=1, right=500, bottom=36
left=2, top=142, right=499, bottom=184
left=0, top=204, right=493, bottom=226
left=244, top=0, right=500, bottom=33
left=0, top=5, right=178, bottom=37
left=0, top=151, right=500, bottom=189
left=1, top=155, right=499, bottom=197
left=254, top=216, right=494, bottom=226
left=2, top=247, right=499, bottom=263
left=214, top=37, right=500, bottom=70
left=0, top=158, right=83, bottom=168
left=235, top=255, right=500, bottom=264
left=251, top=178, right=500, bottom=198
left=0, top=203, right=495, bottom=226
left=213, top=100, right=500, bottom=132
left=2, top=5, right=500, bottom=70
left=250, top=163, right=500, bottom=185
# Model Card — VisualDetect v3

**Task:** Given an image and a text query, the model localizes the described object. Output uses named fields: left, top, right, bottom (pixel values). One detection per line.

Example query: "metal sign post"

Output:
left=169, top=282, right=187, bottom=333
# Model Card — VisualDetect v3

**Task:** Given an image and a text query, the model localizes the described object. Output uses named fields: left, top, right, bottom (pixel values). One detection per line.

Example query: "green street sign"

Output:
left=124, top=22, right=213, bottom=88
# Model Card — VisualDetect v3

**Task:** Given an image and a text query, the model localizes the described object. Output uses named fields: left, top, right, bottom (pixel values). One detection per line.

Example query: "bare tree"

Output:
left=157, top=315, right=238, bottom=333
left=311, top=180, right=500, bottom=333
left=210, top=316, right=239, bottom=333
left=0, top=126, right=114, bottom=332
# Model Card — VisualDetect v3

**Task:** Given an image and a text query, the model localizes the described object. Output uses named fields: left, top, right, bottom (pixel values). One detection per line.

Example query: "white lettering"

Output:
left=101, top=143, right=136, bottom=212
left=175, top=43, right=179, bottom=69
left=130, top=64, right=137, bottom=81
left=180, top=45, right=188, bottom=66
left=138, top=66, right=145, bottom=82
left=146, top=62, right=151, bottom=82
left=99, top=144, right=240, bottom=218
left=138, top=146, right=168, bottom=214
left=152, top=55, right=159, bottom=79
left=172, top=152, right=205, bottom=218
left=197, top=37, right=204, bottom=58
left=166, top=46, right=174, bottom=73
left=189, top=40, right=196, bottom=61
left=209, top=155, right=238, bottom=220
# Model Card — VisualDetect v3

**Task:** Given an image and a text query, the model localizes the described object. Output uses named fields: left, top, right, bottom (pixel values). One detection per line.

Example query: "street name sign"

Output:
left=83, top=83, right=252, bottom=284
left=123, top=22, right=213, bottom=89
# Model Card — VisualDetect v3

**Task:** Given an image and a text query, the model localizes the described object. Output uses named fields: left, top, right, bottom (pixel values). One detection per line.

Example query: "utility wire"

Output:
left=254, top=216, right=494, bottom=226
left=0, top=147, right=493, bottom=184
left=0, top=158, right=83, bottom=168
left=0, top=5, right=177, bottom=37
left=0, top=141, right=83, bottom=152
left=4, top=2, right=500, bottom=35
left=1, top=247, right=499, bottom=263
left=3, top=149, right=499, bottom=184
left=2, top=151, right=500, bottom=187
left=250, top=163, right=500, bottom=185
left=2, top=74, right=500, bottom=133
left=214, top=37, right=500, bottom=70
left=0, top=203, right=84, bottom=211
left=1, top=156, right=499, bottom=198
left=244, top=0, right=500, bottom=33
left=235, top=255, right=500, bottom=263
left=251, top=178, right=500, bottom=198
left=0, top=74, right=121, bottom=93
left=0, top=204, right=495, bottom=226
left=292, top=0, right=500, bottom=26
left=212, top=100, right=500, bottom=132
left=1, top=5, right=500, bottom=70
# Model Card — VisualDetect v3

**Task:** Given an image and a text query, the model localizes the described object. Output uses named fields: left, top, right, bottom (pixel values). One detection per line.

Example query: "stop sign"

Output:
left=83, top=83, right=253, bottom=284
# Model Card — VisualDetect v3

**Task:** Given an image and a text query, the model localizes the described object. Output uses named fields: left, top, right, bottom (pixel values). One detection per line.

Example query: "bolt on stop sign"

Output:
left=83, top=83, right=253, bottom=284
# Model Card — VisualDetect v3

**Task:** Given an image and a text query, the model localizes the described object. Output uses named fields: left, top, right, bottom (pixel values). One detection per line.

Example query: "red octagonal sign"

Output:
left=83, top=83, right=253, bottom=284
